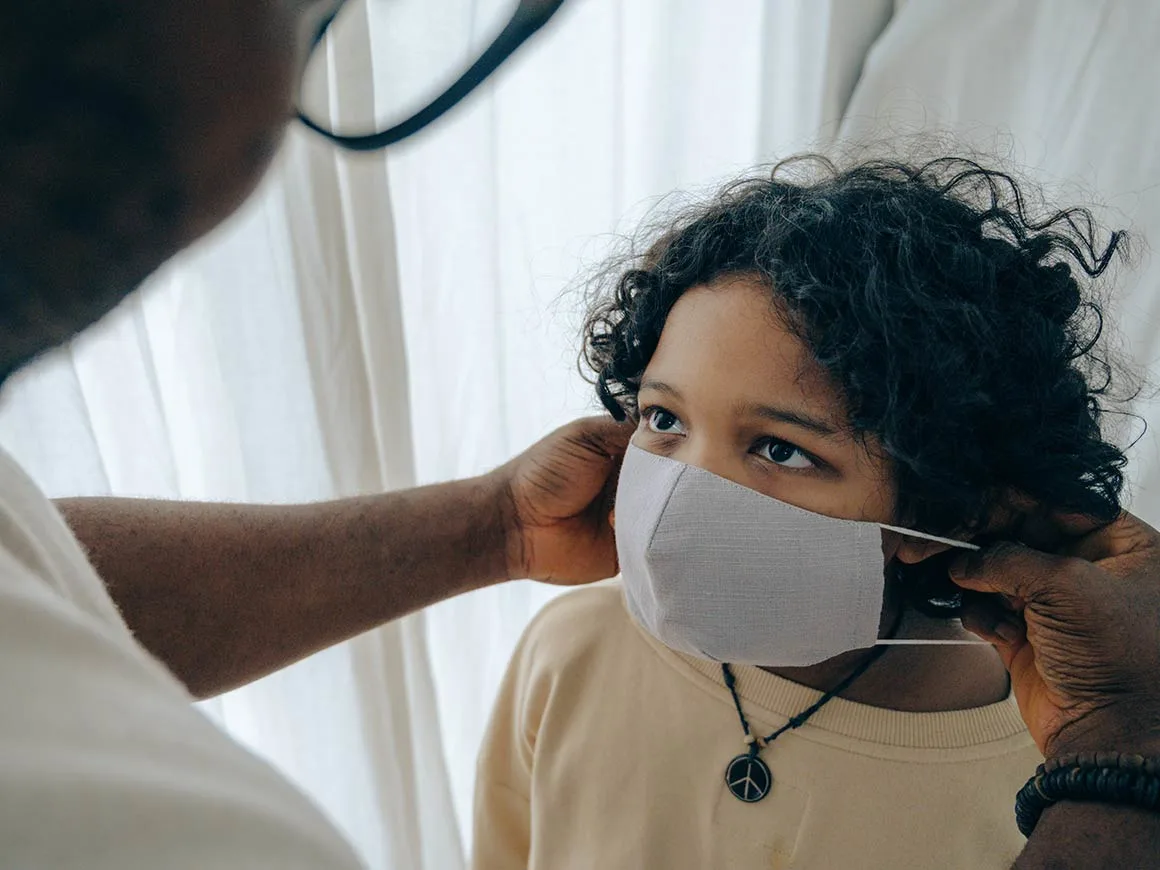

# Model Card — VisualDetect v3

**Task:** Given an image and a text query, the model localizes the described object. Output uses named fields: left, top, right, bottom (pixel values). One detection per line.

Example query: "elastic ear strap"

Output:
left=878, top=523, right=981, bottom=551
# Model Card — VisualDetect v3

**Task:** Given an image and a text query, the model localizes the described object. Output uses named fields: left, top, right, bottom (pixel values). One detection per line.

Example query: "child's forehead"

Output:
left=647, top=277, right=846, bottom=417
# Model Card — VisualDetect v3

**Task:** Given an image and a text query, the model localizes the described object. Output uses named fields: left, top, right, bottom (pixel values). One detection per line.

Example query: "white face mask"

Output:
left=615, top=444, right=981, bottom=667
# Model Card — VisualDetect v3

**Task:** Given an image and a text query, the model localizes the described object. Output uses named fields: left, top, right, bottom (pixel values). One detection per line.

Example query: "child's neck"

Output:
left=761, top=610, right=1011, bottom=713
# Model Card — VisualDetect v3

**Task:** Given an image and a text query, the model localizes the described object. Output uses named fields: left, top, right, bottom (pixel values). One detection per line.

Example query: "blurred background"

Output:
left=3, top=0, right=1159, bottom=867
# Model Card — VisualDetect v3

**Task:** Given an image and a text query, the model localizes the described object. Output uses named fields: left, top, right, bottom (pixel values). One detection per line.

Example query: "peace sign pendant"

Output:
left=725, top=753, right=772, bottom=802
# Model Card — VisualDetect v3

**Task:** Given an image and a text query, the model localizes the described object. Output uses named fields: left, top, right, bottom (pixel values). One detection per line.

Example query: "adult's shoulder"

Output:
left=0, top=451, right=363, bottom=869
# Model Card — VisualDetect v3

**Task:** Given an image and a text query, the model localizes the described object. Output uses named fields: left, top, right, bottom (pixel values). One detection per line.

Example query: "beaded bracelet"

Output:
left=1015, top=752, right=1160, bottom=837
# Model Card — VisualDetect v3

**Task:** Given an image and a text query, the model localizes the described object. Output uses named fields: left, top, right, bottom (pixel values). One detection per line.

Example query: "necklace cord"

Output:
left=721, top=662, right=756, bottom=743
left=723, top=607, right=906, bottom=747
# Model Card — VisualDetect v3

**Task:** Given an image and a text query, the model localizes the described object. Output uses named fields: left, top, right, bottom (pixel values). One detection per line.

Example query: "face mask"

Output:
left=615, top=444, right=981, bottom=667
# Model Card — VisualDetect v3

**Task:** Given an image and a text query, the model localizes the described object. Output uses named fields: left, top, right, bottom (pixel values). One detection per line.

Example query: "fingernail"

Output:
left=948, top=551, right=982, bottom=580
left=947, top=553, right=968, bottom=580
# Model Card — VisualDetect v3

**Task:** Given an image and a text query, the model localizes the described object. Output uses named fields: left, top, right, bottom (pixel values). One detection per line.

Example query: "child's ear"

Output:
left=881, top=530, right=953, bottom=565
left=894, top=539, right=954, bottom=564
left=609, top=509, right=616, bottom=530
left=882, top=524, right=959, bottom=564
left=894, top=493, right=1033, bottom=564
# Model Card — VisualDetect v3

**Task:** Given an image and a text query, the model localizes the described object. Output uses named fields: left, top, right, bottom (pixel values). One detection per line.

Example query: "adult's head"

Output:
left=0, top=1, right=342, bottom=380
left=0, top=0, right=562, bottom=382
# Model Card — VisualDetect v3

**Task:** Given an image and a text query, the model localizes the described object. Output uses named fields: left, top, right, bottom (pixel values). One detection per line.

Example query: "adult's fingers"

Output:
left=950, top=511, right=1159, bottom=599
left=948, top=540, right=1072, bottom=599
left=566, top=416, right=635, bottom=458
left=959, top=590, right=1024, bottom=644
left=1058, top=510, right=1159, bottom=564
left=1011, top=508, right=1102, bottom=553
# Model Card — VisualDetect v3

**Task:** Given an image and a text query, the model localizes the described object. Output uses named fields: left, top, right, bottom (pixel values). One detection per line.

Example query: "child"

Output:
left=471, top=156, right=1129, bottom=869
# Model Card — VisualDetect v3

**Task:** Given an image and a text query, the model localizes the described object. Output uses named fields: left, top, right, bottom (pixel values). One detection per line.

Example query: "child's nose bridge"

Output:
left=672, top=439, right=749, bottom=490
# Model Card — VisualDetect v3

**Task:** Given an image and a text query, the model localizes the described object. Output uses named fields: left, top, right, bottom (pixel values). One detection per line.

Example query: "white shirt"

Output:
left=0, top=448, right=363, bottom=868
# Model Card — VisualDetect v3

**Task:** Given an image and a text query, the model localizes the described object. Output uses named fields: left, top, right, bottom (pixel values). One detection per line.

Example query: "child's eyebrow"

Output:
left=638, top=379, right=682, bottom=399
left=737, top=401, right=840, bottom=438
left=640, top=379, right=840, bottom=439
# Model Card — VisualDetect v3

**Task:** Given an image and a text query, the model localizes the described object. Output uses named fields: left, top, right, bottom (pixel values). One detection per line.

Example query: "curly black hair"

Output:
left=583, top=155, right=1132, bottom=613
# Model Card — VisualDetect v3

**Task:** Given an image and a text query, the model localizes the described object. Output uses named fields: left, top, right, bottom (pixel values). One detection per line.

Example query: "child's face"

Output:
left=634, top=275, right=897, bottom=527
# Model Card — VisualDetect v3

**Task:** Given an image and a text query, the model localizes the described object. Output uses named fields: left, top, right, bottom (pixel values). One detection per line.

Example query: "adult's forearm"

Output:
left=1016, top=801, right=1160, bottom=868
left=56, top=476, right=511, bottom=698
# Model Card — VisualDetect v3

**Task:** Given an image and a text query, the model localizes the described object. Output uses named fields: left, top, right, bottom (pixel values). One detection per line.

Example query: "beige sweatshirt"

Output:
left=473, top=582, right=1040, bottom=870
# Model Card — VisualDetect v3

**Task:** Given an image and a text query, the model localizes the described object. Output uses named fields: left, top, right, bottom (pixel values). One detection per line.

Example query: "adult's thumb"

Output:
left=948, top=540, right=1067, bottom=600
left=570, top=415, right=634, bottom=457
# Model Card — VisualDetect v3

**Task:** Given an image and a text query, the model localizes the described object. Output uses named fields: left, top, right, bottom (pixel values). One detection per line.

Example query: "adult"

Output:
left=0, top=1, right=1156, bottom=866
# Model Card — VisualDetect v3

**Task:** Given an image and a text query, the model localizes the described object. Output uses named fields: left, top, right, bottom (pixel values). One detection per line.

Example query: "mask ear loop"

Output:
left=877, top=524, right=981, bottom=552
left=874, top=524, right=990, bottom=645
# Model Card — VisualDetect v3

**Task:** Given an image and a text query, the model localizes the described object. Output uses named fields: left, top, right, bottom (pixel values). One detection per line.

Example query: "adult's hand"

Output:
left=952, top=510, right=1160, bottom=758
left=61, top=415, right=632, bottom=697
left=492, top=416, right=633, bottom=586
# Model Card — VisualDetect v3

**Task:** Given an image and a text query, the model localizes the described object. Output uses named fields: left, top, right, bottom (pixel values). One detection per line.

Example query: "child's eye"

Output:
left=755, top=438, right=815, bottom=469
left=644, top=408, right=686, bottom=436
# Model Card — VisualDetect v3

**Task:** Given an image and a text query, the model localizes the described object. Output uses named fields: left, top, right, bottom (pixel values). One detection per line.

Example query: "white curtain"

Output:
left=11, top=0, right=1160, bottom=867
